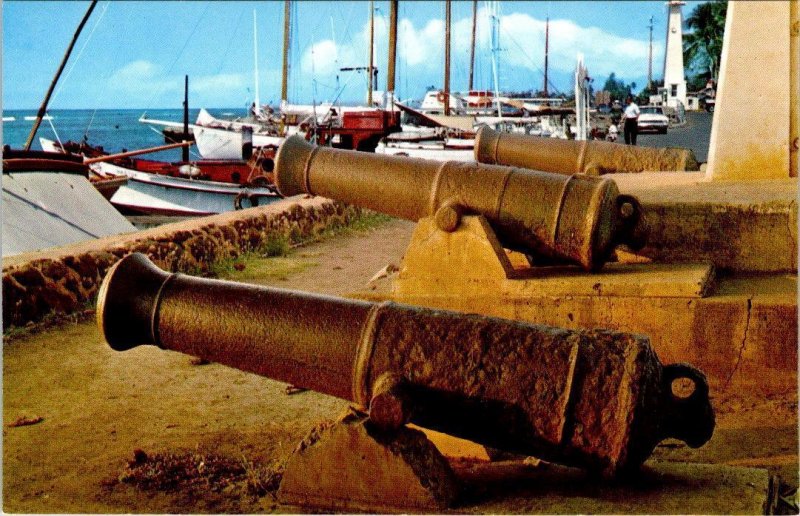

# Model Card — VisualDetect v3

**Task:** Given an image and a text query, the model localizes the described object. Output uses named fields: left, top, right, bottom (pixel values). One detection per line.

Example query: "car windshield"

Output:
left=640, top=107, right=663, bottom=115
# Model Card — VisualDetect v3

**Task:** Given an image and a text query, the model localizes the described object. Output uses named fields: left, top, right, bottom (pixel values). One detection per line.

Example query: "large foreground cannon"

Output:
left=475, top=126, right=700, bottom=175
left=274, top=136, right=647, bottom=271
left=99, top=253, right=714, bottom=477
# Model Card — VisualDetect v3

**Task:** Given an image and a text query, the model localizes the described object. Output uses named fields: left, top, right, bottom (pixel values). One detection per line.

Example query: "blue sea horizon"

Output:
left=2, top=108, right=250, bottom=162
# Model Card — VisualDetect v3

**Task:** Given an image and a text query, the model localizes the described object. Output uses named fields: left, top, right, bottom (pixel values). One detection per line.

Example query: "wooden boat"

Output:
left=140, top=110, right=285, bottom=161
left=91, top=161, right=282, bottom=217
left=39, top=137, right=281, bottom=217
left=2, top=150, right=135, bottom=256
left=40, top=137, right=276, bottom=188
left=4, top=144, right=129, bottom=200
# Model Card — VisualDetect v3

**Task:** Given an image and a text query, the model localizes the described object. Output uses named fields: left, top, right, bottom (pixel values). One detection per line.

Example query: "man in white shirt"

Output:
left=622, top=96, right=640, bottom=145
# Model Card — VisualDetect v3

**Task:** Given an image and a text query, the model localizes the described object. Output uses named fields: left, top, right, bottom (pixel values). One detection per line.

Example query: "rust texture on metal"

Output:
left=474, top=126, right=700, bottom=175
left=274, top=135, right=647, bottom=270
left=98, top=254, right=714, bottom=477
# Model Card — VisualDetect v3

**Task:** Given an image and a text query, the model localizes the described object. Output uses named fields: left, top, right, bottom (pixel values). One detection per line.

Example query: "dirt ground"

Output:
left=3, top=217, right=797, bottom=513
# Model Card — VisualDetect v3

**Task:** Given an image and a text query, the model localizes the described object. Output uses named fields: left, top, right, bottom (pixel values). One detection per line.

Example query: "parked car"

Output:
left=637, top=105, right=670, bottom=134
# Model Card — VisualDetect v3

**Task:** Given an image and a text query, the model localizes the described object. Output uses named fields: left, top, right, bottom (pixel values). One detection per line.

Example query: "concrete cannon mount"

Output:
left=357, top=172, right=797, bottom=401
left=3, top=188, right=795, bottom=513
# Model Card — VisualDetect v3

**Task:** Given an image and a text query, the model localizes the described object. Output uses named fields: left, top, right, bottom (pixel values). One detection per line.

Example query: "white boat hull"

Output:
left=192, top=125, right=283, bottom=160
left=93, top=162, right=282, bottom=216
left=375, top=142, right=475, bottom=162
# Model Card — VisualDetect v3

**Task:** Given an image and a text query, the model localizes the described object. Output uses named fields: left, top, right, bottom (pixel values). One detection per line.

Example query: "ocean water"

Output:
left=2, top=108, right=248, bottom=163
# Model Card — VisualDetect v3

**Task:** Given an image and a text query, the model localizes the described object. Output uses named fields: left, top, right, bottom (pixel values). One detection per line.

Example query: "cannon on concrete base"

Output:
left=275, top=135, right=648, bottom=271
left=97, top=253, right=714, bottom=510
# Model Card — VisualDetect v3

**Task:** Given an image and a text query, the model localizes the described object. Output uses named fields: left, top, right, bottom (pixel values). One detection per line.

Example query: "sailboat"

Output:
left=3, top=0, right=139, bottom=256
left=379, top=1, right=571, bottom=161
left=149, top=1, right=400, bottom=160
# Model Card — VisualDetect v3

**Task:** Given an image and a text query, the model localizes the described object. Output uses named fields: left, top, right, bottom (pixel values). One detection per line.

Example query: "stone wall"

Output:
left=2, top=197, right=359, bottom=331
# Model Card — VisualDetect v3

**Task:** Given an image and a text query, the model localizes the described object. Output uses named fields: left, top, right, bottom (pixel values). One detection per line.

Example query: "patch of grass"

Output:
left=311, top=210, right=394, bottom=243
left=214, top=209, right=392, bottom=284
left=3, top=302, right=96, bottom=341
left=260, top=234, right=291, bottom=258
left=221, top=255, right=318, bottom=283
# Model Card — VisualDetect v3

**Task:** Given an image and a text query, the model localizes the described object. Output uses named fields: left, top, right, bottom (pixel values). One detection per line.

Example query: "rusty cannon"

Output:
left=474, top=126, right=700, bottom=175
left=99, top=253, right=714, bottom=480
left=274, top=135, right=648, bottom=271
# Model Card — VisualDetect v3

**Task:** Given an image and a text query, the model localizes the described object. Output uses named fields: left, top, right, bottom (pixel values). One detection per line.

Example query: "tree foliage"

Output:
left=683, top=0, right=727, bottom=83
left=601, top=73, right=636, bottom=102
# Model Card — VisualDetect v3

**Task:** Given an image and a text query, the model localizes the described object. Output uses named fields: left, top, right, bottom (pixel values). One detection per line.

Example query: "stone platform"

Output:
left=611, top=172, right=797, bottom=273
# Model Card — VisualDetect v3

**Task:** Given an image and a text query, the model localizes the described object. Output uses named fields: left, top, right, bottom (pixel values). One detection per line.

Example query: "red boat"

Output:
left=40, top=138, right=276, bottom=188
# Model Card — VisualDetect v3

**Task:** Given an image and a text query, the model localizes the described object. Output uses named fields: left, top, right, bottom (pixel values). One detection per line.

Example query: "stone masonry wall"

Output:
left=2, top=197, right=359, bottom=331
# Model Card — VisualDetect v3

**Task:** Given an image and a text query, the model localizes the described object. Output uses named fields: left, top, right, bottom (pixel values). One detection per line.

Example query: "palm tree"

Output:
left=683, top=0, right=727, bottom=83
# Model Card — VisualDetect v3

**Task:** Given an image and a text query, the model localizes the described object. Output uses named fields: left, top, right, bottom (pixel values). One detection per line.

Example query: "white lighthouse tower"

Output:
left=661, top=0, right=687, bottom=109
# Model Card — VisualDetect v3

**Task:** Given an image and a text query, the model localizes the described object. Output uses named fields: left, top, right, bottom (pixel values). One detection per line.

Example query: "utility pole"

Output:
left=647, top=15, right=654, bottom=91
left=368, top=0, right=375, bottom=106
left=468, top=0, right=477, bottom=91
left=444, top=0, right=451, bottom=115
left=281, top=0, right=291, bottom=106
left=543, top=17, right=549, bottom=97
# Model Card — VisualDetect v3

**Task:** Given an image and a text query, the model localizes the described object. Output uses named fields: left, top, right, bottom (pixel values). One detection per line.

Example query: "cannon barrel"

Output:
left=475, top=126, right=699, bottom=175
left=98, top=253, right=714, bottom=476
left=274, top=136, right=646, bottom=271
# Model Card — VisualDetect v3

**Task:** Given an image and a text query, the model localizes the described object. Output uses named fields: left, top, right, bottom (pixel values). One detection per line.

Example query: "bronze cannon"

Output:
left=474, top=126, right=700, bottom=175
left=274, top=135, right=648, bottom=271
left=98, top=253, right=714, bottom=477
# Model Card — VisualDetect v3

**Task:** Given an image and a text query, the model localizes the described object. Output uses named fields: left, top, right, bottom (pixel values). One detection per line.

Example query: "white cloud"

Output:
left=108, top=60, right=175, bottom=97
left=294, top=6, right=659, bottom=100
left=398, top=18, right=445, bottom=68
left=192, top=73, right=247, bottom=93
left=106, top=60, right=251, bottom=107
left=301, top=39, right=362, bottom=77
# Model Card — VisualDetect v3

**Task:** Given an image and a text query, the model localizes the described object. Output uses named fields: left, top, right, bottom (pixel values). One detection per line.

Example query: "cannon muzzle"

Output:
left=475, top=126, right=699, bottom=175
left=98, top=253, right=714, bottom=476
left=275, top=135, right=647, bottom=271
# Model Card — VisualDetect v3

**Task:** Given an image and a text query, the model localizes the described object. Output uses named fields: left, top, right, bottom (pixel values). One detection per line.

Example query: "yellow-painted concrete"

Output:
left=706, top=1, right=795, bottom=180
left=610, top=173, right=798, bottom=273
left=791, top=0, right=799, bottom=177
left=382, top=216, right=797, bottom=394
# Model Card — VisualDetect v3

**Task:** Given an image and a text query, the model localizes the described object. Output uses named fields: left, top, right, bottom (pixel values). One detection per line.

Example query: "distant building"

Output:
left=595, top=90, right=611, bottom=107
left=687, top=79, right=717, bottom=112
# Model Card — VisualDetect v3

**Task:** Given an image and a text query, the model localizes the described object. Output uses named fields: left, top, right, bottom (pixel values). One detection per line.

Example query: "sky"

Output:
left=2, top=1, right=707, bottom=110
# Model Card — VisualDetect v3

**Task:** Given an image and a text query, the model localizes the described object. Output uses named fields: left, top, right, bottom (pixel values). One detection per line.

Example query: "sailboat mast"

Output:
left=444, top=0, right=451, bottom=115
left=253, top=9, right=261, bottom=117
left=468, top=0, right=477, bottom=91
left=490, top=1, right=501, bottom=118
left=368, top=0, right=375, bottom=106
left=387, top=0, right=398, bottom=108
left=183, top=75, right=189, bottom=162
left=24, top=0, right=98, bottom=151
left=647, top=15, right=654, bottom=91
left=281, top=0, right=291, bottom=107
left=543, top=17, right=549, bottom=97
